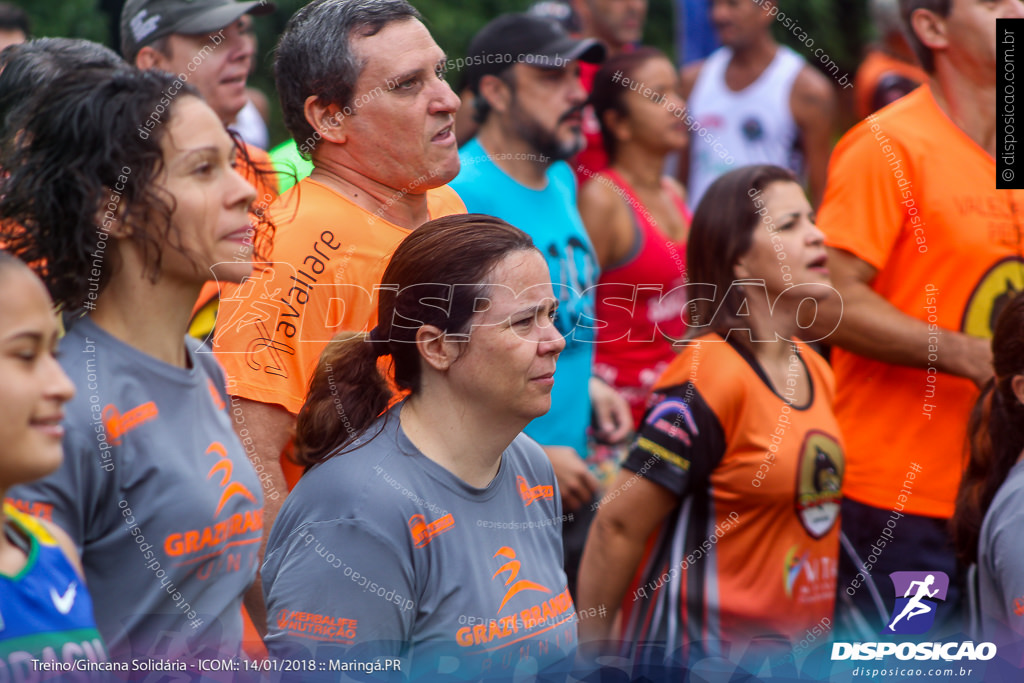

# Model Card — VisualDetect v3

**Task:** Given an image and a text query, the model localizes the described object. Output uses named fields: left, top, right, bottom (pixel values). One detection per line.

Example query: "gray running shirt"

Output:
left=978, top=459, right=1024, bottom=644
left=263, top=408, right=577, bottom=680
left=8, top=316, right=263, bottom=662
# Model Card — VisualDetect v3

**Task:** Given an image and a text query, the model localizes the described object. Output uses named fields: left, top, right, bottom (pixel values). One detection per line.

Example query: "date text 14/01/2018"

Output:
left=197, top=658, right=404, bottom=673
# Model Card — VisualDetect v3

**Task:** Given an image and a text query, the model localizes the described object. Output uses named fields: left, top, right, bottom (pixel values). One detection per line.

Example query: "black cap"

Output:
left=121, top=0, right=275, bottom=61
left=464, top=13, right=605, bottom=94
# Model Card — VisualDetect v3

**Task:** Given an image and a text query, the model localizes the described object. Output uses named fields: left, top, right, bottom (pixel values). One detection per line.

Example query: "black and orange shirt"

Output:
left=263, top=407, right=576, bottom=680
left=7, top=315, right=263, bottom=662
left=620, top=334, right=844, bottom=654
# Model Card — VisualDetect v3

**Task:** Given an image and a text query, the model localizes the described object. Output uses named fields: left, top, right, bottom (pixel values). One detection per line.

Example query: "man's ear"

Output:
left=415, top=324, right=460, bottom=372
left=477, top=73, right=513, bottom=117
left=135, top=45, right=169, bottom=71
left=909, top=7, right=950, bottom=55
left=304, top=95, right=350, bottom=146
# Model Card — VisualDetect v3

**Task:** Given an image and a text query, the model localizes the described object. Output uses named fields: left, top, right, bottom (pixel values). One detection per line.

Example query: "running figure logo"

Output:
left=884, top=571, right=949, bottom=635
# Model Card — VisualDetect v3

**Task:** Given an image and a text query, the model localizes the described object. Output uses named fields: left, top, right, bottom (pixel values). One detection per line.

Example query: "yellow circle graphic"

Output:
left=961, top=257, right=1024, bottom=338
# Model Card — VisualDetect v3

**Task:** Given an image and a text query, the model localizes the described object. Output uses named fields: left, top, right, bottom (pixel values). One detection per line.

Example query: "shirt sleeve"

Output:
left=984, top=505, right=1024, bottom=639
left=263, top=519, right=417, bottom=662
left=620, top=382, right=726, bottom=497
left=816, top=124, right=911, bottom=271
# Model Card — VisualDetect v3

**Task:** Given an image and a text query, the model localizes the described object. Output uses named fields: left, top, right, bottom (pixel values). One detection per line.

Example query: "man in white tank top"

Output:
left=679, top=0, right=835, bottom=210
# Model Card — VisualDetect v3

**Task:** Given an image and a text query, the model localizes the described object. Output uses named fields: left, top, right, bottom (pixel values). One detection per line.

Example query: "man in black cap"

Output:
left=121, top=0, right=273, bottom=128
left=450, top=13, right=629, bottom=597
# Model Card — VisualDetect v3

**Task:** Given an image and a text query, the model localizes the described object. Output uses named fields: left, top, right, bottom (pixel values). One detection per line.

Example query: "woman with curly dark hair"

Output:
left=2, top=67, right=265, bottom=664
left=953, top=292, right=1024, bottom=644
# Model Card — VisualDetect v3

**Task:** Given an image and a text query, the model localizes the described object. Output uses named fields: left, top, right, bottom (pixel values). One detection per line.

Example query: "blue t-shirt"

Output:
left=451, top=140, right=598, bottom=459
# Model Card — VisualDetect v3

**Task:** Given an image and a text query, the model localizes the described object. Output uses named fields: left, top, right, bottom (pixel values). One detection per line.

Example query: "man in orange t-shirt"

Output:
left=812, top=0, right=1024, bottom=638
left=212, top=0, right=464, bottom=632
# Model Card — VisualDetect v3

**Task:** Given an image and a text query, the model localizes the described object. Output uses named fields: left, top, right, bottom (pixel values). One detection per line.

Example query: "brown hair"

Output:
left=899, top=0, right=950, bottom=73
left=589, top=46, right=667, bottom=163
left=685, top=164, right=797, bottom=338
left=294, top=213, right=536, bottom=467
left=953, top=293, right=1024, bottom=565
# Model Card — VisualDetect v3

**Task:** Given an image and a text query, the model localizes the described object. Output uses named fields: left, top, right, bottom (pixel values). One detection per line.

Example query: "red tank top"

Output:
left=593, top=169, right=691, bottom=427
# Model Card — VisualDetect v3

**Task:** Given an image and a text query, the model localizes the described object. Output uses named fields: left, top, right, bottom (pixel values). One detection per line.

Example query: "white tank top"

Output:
left=687, top=45, right=805, bottom=210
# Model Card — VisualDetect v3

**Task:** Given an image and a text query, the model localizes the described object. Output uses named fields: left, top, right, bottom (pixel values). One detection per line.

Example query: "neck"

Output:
left=729, top=35, right=778, bottom=68
left=400, top=390, right=523, bottom=488
left=929, top=68, right=996, bottom=157
left=475, top=126, right=553, bottom=189
left=612, top=145, right=665, bottom=189
left=90, top=266, right=197, bottom=368
left=735, top=293, right=800, bottom=350
left=309, top=158, right=431, bottom=230
left=0, top=490, right=26, bottom=575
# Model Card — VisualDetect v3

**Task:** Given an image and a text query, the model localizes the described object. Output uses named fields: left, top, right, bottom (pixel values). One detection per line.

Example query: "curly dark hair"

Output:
left=0, top=67, right=270, bottom=313
left=0, top=38, right=127, bottom=148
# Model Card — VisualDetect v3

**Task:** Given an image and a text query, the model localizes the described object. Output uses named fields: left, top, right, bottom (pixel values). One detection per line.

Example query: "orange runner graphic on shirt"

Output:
left=493, top=546, right=551, bottom=613
left=102, top=401, right=158, bottom=445
left=408, top=513, right=455, bottom=548
left=205, top=442, right=257, bottom=516
left=454, top=546, right=574, bottom=649
left=517, top=476, right=554, bottom=506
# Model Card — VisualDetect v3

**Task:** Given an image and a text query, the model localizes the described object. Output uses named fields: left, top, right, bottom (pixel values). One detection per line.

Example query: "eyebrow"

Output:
left=511, top=301, right=557, bottom=318
left=2, top=330, right=45, bottom=344
left=388, top=54, right=449, bottom=86
left=179, top=142, right=237, bottom=161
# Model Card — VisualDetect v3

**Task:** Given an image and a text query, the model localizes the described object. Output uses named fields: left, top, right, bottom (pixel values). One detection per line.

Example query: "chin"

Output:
left=207, top=260, right=256, bottom=285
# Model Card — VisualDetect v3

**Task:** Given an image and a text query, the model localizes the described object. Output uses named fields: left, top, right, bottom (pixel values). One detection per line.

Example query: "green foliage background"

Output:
left=11, top=0, right=873, bottom=145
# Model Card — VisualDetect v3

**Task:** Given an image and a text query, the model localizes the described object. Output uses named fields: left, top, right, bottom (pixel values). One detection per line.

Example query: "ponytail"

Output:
left=954, top=378, right=1024, bottom=565
left=293, top=333, right=392, bottom=468
left=292, top=214, right=536, bottom=470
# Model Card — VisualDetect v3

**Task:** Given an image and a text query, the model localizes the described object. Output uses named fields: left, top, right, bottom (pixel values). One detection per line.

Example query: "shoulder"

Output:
left=4, top=505, right=84, bottom=577
left=280, top=420, right=415, bottom=527
left=507, top=433, right=557, bottom=483
left=426, top=184, right=467, bottom=216
left=791, top=66, right=836, bottom=120
left=41, top=518, right=85, bottom=578
left=579, top=173, right=629, bottom=221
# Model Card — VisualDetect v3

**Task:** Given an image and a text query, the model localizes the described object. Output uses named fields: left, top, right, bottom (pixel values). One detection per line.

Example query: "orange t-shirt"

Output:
left=817, top=85, right=1024, bottom=518
left=213, top=178, right=465, bottom=417
left=620, top=335, right=843, bottom=650
left=853, top=50, right=927, bottom=120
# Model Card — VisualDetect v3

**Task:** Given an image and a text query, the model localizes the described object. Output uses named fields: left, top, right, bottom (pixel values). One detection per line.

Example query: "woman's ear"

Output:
left=1011, top=374, right=1024, bottom=407
left=733, top=256, right=751, bottom=281
left=416, top=324, right=458, bottom=372
left=94, top=195, right=131, bottom=238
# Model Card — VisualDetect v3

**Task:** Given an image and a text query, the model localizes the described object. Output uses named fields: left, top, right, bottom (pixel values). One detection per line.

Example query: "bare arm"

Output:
left=576, top=472, right=678, bottom=649
left=791, top=66, right=837, bottom=209
left=578, top=172, right=634, bottom=269
left=232, top=397, right=295, bottom=636
left=808, top=248, right=993, bottom=386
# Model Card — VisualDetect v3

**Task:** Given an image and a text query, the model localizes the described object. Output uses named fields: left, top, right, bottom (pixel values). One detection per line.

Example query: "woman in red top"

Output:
left=580, top=47, right=692, bottom=443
